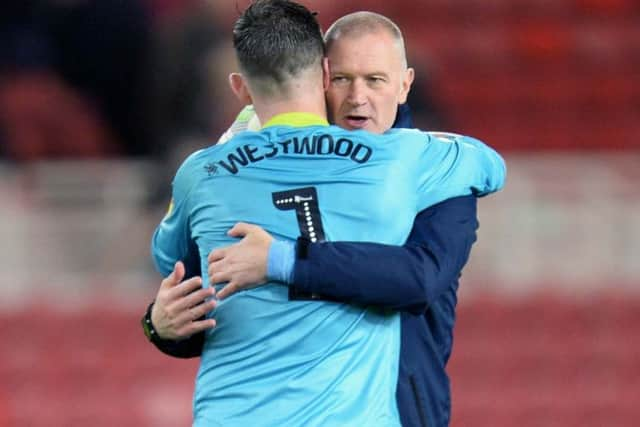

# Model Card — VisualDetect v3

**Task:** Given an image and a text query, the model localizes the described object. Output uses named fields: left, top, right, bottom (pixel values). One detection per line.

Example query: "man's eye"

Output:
left=368, top=77, right=385, bottom=84
left=331, top=76, right=348, bottom=83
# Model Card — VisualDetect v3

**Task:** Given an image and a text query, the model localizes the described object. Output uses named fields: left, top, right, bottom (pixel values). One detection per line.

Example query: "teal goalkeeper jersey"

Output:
left=151, top=115, right=505, bottom=426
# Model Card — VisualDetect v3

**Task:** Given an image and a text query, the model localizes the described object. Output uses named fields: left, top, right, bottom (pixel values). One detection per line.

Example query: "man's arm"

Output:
left=143, top=261, right=215, bottom=358
left=291, top=195, right=477, bottom=314
left=212, top=195, right=478, bottom=314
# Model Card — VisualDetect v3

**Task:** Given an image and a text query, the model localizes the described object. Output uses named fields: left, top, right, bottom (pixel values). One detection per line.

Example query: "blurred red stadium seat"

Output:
left=573, top=0, right=638, bottom=15
left=2, top=293, right=639, bottom=426
left=449, top=294, right=640, bottom=427
left=0, top=74, right=120, bottom=162
left=398, top=0, right=638, bottom=152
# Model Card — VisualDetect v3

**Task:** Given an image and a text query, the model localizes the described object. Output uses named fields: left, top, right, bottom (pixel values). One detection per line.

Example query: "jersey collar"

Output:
left=262, top=112, right=329, bottom=129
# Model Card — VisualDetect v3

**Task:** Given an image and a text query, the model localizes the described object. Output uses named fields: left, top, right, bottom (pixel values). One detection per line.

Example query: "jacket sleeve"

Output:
left=292, top=195, right=478, bottom=314
left=145, top=267, right=206, bottom=359
left=149, top=328, right=206, bottom=359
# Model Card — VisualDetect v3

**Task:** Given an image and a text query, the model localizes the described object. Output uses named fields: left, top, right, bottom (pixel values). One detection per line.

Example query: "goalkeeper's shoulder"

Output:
left=218, top=105, right=261, bottom=145
left=410, top=129, right=507, bottom=191
left=427, top=131, right=507, bottom=193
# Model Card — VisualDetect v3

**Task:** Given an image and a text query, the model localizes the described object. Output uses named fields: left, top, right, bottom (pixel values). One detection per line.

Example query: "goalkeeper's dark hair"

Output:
left=233, top=0, right=325, bottom=95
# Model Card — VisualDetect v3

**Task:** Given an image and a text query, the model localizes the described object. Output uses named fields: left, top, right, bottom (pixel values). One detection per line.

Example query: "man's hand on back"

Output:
left=151, top=261, right=217, bottom=340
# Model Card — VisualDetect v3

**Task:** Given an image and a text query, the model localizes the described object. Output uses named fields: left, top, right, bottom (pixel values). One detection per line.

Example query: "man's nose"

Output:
left=347, top=80, right=367, bottom=106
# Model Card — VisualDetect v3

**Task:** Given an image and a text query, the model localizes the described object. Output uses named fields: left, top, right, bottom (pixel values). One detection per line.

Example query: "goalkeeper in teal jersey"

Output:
left=150, top=1, right=505, bottom=426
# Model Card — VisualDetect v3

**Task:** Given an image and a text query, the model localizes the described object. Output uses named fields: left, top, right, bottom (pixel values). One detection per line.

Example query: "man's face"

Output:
left=326, top=30, right=414, bottom=134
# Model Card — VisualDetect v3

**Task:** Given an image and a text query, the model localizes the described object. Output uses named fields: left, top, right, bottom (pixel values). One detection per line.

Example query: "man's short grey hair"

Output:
left=324, top=11, right=408, bottom=68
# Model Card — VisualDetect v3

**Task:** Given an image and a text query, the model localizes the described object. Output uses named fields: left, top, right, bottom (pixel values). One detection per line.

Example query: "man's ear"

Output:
left=322, top=57, right=330, bottom=92
left=398, top=67, right=415, bottom=104
left=229, top=73, right=252, bottom=104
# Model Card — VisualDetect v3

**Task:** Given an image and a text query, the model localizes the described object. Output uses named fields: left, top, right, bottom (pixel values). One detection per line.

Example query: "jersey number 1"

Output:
left=271, top=186, right=326, bottom=242
left=272, top=186, right=327, bottom=301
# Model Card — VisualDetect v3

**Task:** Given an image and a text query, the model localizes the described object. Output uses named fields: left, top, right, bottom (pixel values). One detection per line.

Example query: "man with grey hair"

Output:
left=323, top=11, right=415, bottom=134
left=145, top=7, right=495, bottom=427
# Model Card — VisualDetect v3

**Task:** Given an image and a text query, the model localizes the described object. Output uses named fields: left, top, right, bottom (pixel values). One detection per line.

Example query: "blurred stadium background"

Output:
left=1, top=0, right=638, bottom=426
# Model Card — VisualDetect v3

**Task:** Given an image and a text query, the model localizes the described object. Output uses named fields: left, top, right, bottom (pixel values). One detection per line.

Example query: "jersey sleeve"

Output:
left=150, top=154, right=201, bottom=277
left=415, top=132, right=506, bottom=211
